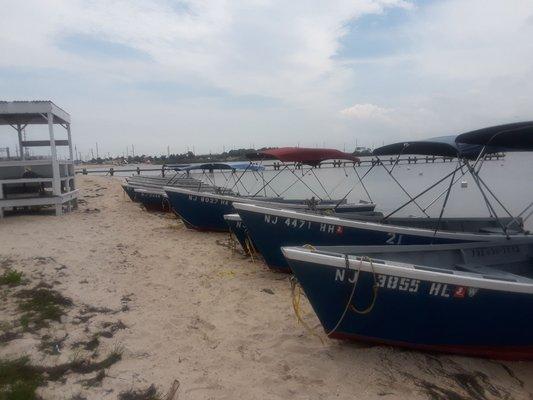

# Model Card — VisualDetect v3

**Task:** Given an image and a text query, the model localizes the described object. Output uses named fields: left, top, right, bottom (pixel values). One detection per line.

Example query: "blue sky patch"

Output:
left=337, top=4, right=417, bottom=59
left=57, top=33, right=151, bottom=60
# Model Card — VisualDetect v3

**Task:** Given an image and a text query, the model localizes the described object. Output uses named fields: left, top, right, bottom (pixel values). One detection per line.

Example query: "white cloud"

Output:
left=1, top=0, right=533, bottom=154
left=0, top=0, right=411, bottom=107
left=340, top=103, right=392, bottom=120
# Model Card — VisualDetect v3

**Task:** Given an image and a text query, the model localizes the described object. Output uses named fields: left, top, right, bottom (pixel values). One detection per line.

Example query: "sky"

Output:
left=1, top=0, right=533, bottom=158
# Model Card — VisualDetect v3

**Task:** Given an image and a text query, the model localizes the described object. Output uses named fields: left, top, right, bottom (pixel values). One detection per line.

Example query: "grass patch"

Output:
left=15, top=288, right=72, bottom=331
left=118, top=380, right=180, bottom=400
left=118, top=385, right=160, bottom=400
left=38, top=334, right=68, bottom=355
left=0, top=270, right=24, bottom=287
left=80, top=370, right=106, bottom=388
left=0, top=331, right=22, bottom=345
left=72, top=334, right=100, bottom=352
left=100, top=320, right=127, bottom=338
left=0, top=356, right=43, bottom=400
left=0, top=349, right=122, bottom=398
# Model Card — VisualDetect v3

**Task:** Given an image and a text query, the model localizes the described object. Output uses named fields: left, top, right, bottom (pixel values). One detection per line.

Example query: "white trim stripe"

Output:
left=282, top=247, right=533, bottom=294
left=233, top=203, right=518, bottom=241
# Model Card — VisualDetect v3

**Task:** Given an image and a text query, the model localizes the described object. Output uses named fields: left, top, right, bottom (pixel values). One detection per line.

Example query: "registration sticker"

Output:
left=453, top=286, right=466, bottom=298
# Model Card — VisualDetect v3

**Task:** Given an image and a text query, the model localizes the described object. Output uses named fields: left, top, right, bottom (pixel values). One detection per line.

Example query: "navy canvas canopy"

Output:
left=173, top=161, right=264, bottom=172
left=455, top=121, right=533, bottom=151
left=373, top=136, right=484, bottom=159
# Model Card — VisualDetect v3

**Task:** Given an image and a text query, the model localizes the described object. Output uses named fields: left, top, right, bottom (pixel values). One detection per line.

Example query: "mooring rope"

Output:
left=290, top=275, right=325, bottom=345
left=349, top=256, right=379, bottom=315
left=289, top=248, right=379, bottom=341
left=244, top=235, right=257, bottom=262
left=326, top=255, right=361, bottom=336
left=327, top=255, right=379, bottom=336
left=227, top=231, right=237, bottom=254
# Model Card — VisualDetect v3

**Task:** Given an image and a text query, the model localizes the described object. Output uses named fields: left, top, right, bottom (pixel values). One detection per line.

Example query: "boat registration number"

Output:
left=188, top=194, right=229, bottom=205
left=335, top=270, right=420, bottom=293
left=264, top=215, right=312, bottom=230
left=335, top=269, right=478, bottom=298
left=264, top=214, right=345, bottom=234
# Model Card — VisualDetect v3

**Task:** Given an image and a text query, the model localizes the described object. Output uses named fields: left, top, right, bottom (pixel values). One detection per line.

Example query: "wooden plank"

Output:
left=0, top=190, right=79, bottom=207
left=21, top=140, right=69, bottom=147
left=0, top=159, right=74, bottom=167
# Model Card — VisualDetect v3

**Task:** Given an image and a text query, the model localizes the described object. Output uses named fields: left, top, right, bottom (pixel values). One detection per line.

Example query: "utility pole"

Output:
left=132, top=144, right=135, bottom=157
left=96, top=142, right=99, bottom=159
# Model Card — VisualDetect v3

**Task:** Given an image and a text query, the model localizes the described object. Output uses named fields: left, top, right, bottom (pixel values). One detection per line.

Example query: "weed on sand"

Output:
left=15, top=287, right=72, bottom=331
left=0, top=349, right=122, bottom=399
left=0, top=270, right=24, bottom=287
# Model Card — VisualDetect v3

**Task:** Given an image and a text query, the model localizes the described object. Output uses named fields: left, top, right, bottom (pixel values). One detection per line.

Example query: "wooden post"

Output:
left=47, top=112, right=62, bottom=216
left=47, top=113, right=61, bottom=195
left=17, top=125, right=24, bottom=160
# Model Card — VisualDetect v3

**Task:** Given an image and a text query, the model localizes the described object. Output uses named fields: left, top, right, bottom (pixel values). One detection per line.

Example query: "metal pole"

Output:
left=376, top=156, right=430, bottom=218
left=464, top=160, right=508, bottom=235
left=310, top=168, right=331, bottom=200
left=251, top=165, right=288, bottom=197
left=333, top=164, right=375, bottom=209
left=432, top=165, right=457, bottom=237
left=382, top=164, right=464, bottom=221
left=473, top=170, right=525, bottom=232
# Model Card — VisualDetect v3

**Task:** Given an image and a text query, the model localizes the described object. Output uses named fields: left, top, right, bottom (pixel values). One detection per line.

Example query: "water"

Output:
left=102, top=153, right=533, bottom=230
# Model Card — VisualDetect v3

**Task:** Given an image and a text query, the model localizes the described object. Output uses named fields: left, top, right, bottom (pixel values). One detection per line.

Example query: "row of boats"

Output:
left=121, top=122, right=533, bottom=360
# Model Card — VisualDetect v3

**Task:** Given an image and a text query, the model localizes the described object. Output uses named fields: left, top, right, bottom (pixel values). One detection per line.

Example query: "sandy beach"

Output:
left=1, top=175, right=532, bottom=400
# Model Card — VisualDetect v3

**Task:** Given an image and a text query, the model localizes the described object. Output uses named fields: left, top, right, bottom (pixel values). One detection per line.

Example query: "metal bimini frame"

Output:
left=372, top=130, right=531, bottom=237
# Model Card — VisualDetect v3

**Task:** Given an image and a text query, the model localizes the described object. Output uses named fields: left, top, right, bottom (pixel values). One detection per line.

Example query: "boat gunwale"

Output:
left=223, top=213, right=242, bottom=222
left=281, top=243, right=533, bottom=294
left=163, top=186, right=374, bottom=210
left=233, top=202, right=524, bottom=241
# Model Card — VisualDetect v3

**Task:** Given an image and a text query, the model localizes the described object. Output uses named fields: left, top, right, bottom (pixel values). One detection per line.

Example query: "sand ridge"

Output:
left=0, top=175, right=532, bottom=399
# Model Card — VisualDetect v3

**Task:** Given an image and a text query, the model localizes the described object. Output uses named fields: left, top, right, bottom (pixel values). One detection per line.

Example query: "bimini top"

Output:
left=373, top=136, right=485, bottom=159
left=247, top=147, right=359, bottom=166
left=455, top=121, right=533, bottom=151
left=173, top=161, right=264, bottom=172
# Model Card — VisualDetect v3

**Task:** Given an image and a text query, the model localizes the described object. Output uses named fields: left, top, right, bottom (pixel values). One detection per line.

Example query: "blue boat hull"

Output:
left=165, top=188, right=375, bottom=233
left=224, top=216, right=258, bottom=254
left=235, top=204, right=512, bottom=272
left=135, top=191, right=171, bottom=212
left=122, top=185, right=137, bottom=201
left=285, top=256, right=533, bottom=360
left=166, top=189, right=234, bottom=231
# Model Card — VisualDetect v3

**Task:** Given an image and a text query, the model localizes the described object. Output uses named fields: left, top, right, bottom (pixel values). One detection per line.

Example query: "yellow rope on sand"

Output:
left=290, top=277, right=325, bottom=345
left=244, top=235, right=257, bottom=262
left=227, top=232, right=237, bottom=255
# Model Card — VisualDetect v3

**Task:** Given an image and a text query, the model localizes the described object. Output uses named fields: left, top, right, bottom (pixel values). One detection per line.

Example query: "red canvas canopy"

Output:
left=247, top=147, right=359, bottom=166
